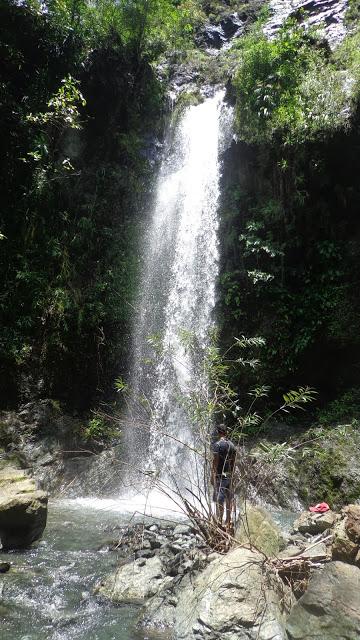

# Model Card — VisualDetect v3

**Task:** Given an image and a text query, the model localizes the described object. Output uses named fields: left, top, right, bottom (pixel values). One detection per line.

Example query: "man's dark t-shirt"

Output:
left=213, top=438, right=236, bottom=476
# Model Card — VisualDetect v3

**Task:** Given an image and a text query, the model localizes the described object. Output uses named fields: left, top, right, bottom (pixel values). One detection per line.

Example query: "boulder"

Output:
left=332, top=518, right=358, bottom=563
left=286, top=561, right=360, bottom=639
left=98, top=555, right=165, bottom=602
left=140, top=577, right=178, bottom=630
left=344, top=504, right=360, bottom=543
left=0, top=467, right=48, bottom=550
left=198, top=24, right=226, bottom=49
left=174, top=547, right=293, bottom=640
left=220, top=13, right=244, bottom=39
left=293, top=509, right=337, bottom=535
left=235, top=505, right=284, bottom=556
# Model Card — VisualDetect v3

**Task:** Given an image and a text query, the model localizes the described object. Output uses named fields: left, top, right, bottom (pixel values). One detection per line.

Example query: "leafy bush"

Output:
left=232, top=20, right=350, bottom=144
left=318, top=389, right=360, bottom=425
left=82, top=415, right=118, bottom=442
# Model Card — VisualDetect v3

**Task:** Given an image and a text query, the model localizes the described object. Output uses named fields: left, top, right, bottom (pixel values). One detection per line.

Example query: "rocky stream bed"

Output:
left=1, top=457, right=360, bottom=639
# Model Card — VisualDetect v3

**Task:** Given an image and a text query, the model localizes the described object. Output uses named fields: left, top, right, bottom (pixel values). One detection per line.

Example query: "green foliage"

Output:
left=318, top=389, right=360, bottom=425
left=334, top=27, right=360, bottom=98
left=294, top=423, right=360, bottom=508
left=281, top=387, right=317, bottom=412
left=0, top=0, right=175, bottom=408
left=42, top=0, right=199, bottom=59
left=255, top=440, right=296, bottom=463
left=344, top=0, right=360, bottom=26
left=232, top=20, right=350, bottom=144
left=82, top=415, right=118, bottom=442
left=219, top=28, right=360, bottom=397
left=168, top=331, right=316, bottom=439
left=114, top=377, right=129, bottom=393
left=27, top=75, right=86, bottom=129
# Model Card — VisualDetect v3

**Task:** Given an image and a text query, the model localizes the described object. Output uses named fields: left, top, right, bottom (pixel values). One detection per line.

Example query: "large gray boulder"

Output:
left=286, top=561, right=360, bottom=639
left=98, top=555, right=165, bottom=602
left=0, top=467, right=48, bottom=550
left=293, top=510, right=337, bottom=535
left=174, top=547, right=292, bottom=640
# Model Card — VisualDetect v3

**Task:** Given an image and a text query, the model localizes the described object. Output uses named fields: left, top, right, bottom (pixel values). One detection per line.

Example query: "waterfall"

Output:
left=119, top=90, right=231, bottom=513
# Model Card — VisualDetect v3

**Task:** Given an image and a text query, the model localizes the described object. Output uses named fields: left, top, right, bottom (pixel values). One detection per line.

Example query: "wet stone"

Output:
left=140, top=539, right=152, bottom=550
left=148, top=524, right=159, bottom=532
left=137, top=559, right=146, bottom=567
left=0, top=562, right=10, bottom=573
left=135, top=549, right=155, bottom=560
left=173, top=524, right=192, bottom=536
left=149, top=538, right=162, bottom=550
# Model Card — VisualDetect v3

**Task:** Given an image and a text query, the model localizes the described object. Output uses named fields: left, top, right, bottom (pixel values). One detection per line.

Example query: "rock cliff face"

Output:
left=0, top=400, right=109, bottom=496
left=264, top=0, right=349, bottom=48
left=0, top=467, right=48, bottom=550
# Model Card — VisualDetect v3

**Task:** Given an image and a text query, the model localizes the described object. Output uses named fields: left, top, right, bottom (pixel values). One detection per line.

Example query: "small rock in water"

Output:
left=173, top=524, right=191, bottom=536
left=168, top=544, right=182, bottom=554
left=140, top=539, right=152, bottom=550
left=0, top=562, right=10, bottom=573
left=137, top=559, right=146, bottom=567
left=149, top=538, right=162, bottom=550
left=135, top=549, right=155, bottom=560
left=148, top=524, right=159, bottom=532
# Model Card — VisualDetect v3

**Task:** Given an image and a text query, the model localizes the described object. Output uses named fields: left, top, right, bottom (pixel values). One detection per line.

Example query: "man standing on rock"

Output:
left=211, top=424, right=237, bottom=532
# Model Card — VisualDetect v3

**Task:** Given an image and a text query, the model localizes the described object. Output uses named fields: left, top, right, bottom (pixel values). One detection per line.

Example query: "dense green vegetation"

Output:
left=233, top=21, right=349, bottom=143
left=1, top=0, right=360, bottom=431
left=0, top=0, right=200, bottom=409
left=219, top=17, right=360, bottom=417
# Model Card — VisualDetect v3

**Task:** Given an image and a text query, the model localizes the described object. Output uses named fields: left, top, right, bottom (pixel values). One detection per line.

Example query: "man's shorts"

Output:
left=213, top=475, right=233, bottom=505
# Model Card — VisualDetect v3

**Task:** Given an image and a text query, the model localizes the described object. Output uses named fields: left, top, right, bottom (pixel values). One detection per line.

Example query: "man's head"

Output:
left=217, top=423, right=227, bottom=437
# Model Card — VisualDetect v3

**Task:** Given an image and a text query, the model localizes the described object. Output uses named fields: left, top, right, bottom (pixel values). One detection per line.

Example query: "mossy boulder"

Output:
left=0, top=467, right=48, bottom=550
left=235, top=505, right=284, bottom=557
left=296, top=424, right=360, bottom=509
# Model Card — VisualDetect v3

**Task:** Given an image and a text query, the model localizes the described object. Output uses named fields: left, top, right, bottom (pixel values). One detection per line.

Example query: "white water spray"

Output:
left=120, top=91, right=232, bottom=515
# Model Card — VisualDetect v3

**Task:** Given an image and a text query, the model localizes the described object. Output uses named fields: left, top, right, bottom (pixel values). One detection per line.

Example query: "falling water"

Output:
left=123, top=91, right=231, bottom=507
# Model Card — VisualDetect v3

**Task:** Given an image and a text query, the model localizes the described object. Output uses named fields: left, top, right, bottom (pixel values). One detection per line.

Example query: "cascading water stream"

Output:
left=121, top=91, right=231, bottom=512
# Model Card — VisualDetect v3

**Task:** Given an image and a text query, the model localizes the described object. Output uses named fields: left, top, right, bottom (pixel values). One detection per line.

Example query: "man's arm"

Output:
left=211, top=453, right=219, bottom=486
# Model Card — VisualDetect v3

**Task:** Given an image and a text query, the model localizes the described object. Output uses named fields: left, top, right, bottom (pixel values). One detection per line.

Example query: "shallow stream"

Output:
left=1, top=500, right=166, bottom=640
left=1, top=498, right=296, bottom=640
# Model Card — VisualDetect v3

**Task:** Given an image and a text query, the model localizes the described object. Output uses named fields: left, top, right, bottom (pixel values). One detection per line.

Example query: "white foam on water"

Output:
left=60, top=491, right=186, bottom=519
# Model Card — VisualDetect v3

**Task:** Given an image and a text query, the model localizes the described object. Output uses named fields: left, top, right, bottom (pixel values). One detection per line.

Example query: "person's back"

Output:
left=213, top=437, right=236, bottom=476
left=211, top=425, right=237, bottom=529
